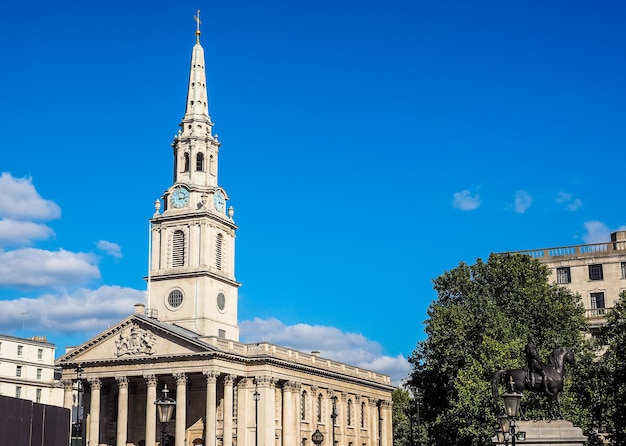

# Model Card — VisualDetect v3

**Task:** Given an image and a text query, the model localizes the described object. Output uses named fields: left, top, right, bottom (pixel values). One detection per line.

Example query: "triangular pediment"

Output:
left=57, top=314, right=217, bottom=365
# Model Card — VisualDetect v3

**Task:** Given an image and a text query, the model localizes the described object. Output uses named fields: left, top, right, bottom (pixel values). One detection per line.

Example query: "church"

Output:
left=56, top=17, right=394, bottom=446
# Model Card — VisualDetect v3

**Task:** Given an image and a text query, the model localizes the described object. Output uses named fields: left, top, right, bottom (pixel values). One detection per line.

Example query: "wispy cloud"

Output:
left=582, top=221, right=626, bottom=244
left=0, top=248, right=100, bottom=288
left=556, top=191, right=582, bottom=211
left=0, top=286, right=144, bottom=334
left=514, top=190, right=532, bottom=214
left=452, top=190, right=480, bottom=211
left=240, top=317, right=411, bottom=384
left=97, top=240, right=122, bottom=258
left=0, top=173, right=61, bottom=221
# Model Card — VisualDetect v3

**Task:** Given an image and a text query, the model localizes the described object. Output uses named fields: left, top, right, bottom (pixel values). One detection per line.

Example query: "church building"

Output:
left=57, top=17, right=394, bottom=446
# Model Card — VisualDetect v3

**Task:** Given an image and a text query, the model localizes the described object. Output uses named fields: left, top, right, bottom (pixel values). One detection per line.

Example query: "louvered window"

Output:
left=216, top=233, right=223, bottom=270
left=317, top=394, right=323, bottom=422
left=196, top=153, right=204, bottom=171
left=301, top=391, right=307, bottom=420
left=172, top=230, right=185, bottom=267
left=347, top=399, right=353, bottom=426
left=183, top=152, right=190, bottom=172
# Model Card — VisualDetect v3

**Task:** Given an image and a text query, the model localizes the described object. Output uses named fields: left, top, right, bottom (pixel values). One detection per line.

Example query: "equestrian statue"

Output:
left=492, top=336, right=575, bottom=419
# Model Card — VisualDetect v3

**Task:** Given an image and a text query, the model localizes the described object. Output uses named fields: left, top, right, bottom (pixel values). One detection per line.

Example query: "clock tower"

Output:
left=147, top=14, right=240, bottom=340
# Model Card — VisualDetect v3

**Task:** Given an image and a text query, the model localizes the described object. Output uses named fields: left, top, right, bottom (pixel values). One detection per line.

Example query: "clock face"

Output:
left=214, top=191, right=225, bottom=212
left=171, top=186, right=190, bottom=208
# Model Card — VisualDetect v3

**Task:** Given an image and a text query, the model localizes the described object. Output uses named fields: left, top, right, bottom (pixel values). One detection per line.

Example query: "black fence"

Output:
left=0, top=395, right=70, bottom=446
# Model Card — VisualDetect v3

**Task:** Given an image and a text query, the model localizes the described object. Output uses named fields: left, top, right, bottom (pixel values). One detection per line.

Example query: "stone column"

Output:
left=175, top=373, right=188, bottom=446
left=223, top=374, right=235, bottom=446
left=145, top=375, right=158, bottom=446
left=256, top=376, right=277, bottom=446
left=282, top=381, right=298, bottom=446
left=378, top=400, right=391, bottom=446
left=354, top=396, right=361, bottom=446
left=116, top=377, right=129, bottom=446
left=62, top=379, right=73, bottom=410
left=369, top=399, right=379, bottom=446
left=204, top=371, right=219, bottom=446
left=88, top=378, right=101, bottom=446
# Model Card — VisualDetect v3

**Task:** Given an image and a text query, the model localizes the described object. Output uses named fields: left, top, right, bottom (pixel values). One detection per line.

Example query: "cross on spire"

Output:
left=194, top=9, right=202, bottom=43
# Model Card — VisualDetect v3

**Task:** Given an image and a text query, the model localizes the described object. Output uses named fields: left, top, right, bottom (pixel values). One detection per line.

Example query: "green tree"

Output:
left=408, top=253, right=588, bottom=446
left=598, top=291, right=626, bottom=445
left=392, top=388, right=411, bottom=446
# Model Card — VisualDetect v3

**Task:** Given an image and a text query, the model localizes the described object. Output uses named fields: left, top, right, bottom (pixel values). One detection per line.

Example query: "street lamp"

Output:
left=253, top=390, right=260, bottom=446
left=73, top=364, right=84, bottom=443
left=311, top=428, right=324, bottom=446
left=155, top=385, right=176, bottom=446
left=330, top=396, right=338, bottom=446
left=497, top=378, right=523, bottom=445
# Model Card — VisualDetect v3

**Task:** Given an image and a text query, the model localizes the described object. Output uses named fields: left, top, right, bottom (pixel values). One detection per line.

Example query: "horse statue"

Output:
left=492, top=346, right=575, bottom=419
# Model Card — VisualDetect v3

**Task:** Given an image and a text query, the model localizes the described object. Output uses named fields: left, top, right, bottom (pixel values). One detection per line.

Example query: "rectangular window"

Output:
left=590, top=292, right=606, bottom=316
left=588, top=264, right=604, bottom=281
left=36, top=389, right=42, bottom=403
left=16, top=366, right=22, bottom=377
left=622, top=262, right=626, bottom=279
left=556, top=267, right=571, bottom=284
left=17, top=345, right=23, bottom=356
left=16, top=386, right=21, bottom=398
left=37, top=368, right=42, bottom=380
left=37, top=349, right=43, bottom=360
left=218, top=329, right=226, bottom=338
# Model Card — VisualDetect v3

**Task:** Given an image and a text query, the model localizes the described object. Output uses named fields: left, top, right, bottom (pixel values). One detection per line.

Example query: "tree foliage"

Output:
left=408, top=253, right=588, bottom=446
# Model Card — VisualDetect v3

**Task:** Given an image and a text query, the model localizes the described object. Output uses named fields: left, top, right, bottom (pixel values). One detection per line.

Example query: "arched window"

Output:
left=183, top=152, right=190, bottom=172
left=347, top=399, right=353, bottom=426
left=215, top=233, right=223, bottom=270
left=317, top=394, right=323, bottom=423
left=361, top=401, right=366, bottom=428
left=172, top=230, right=185, bottom=267
left=301, top=390, right=307, bottom=420
left=196, top=152, right=204, bottom=171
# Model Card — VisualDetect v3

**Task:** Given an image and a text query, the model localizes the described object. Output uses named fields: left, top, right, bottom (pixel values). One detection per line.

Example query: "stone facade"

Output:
left=508, top=230, right=626, bottom=332
left=57, top=17, right=394, bottom=446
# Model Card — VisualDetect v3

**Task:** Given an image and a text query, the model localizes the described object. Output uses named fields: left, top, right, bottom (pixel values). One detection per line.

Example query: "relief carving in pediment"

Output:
left=115, top=323, right=157, bottom=357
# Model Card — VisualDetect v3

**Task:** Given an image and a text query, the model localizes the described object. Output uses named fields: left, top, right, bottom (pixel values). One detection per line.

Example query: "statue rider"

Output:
left=525, top=334, right=552, bottom=396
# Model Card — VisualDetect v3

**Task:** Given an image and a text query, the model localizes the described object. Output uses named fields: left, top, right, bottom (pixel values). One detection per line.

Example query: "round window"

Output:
left=168, top=289, right=184, bottom=308
left=217, top=292, right=226, bottom=311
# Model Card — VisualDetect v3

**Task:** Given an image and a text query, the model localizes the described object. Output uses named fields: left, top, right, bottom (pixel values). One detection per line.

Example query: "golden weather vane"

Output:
left=194, top=9, right=202, bottom=43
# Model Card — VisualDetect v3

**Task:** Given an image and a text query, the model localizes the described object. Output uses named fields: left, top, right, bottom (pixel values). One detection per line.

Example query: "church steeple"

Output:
left=148, top=14, right=240, bottom=341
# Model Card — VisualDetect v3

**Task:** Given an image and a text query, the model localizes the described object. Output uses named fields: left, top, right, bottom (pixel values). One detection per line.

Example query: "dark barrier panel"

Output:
left=0, top=395, right=70, bottom=446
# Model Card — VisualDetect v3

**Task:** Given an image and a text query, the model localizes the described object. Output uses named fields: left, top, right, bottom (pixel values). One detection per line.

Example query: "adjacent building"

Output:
left=0, top=334, right=63, bottom=406
left=56, top=19, right=394, bottom=446
left=510, top=230, right=626, bottom=332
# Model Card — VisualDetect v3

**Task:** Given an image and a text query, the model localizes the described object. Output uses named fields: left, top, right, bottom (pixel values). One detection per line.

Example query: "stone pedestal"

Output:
left=494, top=420, right=587, bottom=446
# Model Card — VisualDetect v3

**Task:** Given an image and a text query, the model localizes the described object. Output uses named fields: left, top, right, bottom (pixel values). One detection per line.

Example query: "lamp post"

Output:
left=253, top=390, right=260, bottom=446
left=155, top=385, right=176, bottom=446
left=330, top=396, right=338, bottom=446
left=73, top=364, right=84, bottom=443
left=497, top=378, right=523, bottom=446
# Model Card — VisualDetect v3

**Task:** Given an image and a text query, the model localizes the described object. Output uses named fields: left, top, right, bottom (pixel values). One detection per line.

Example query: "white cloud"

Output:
left=0, top=248, right=100, bottom=288
left=514, top=190, right=532, bottom=214
left=0, top=173, right=61, bottom=221
left=240, top=317, right=411, bottom=383
left=555, top=191, right=582, bottom=211
left=582, top=221, right=626, bottom=244
left=0, top=219, right=55, bottom=246
left=0, top=286, right=144, bottom=334
left=97, top=240, right=122, bottom=258
left=452, top=190, right=480, bottom=211
left=566, top=199, right=583, bottom=211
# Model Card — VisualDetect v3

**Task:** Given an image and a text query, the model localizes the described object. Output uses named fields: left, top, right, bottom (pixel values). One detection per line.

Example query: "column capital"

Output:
left=283, top=381, right=301, bottom=392
left=88, top=378, right=101, bottom=390
left=174, top=372, right=187, bottom=385
left=223, top=374, right=236, bottom=385
left=254, top=375, right=277, bottom=389
left=62, top=379, right=74, bottom=390
left=116, top=376, right=129, bottom=388
left=203, top=370, right=220, bottom=383
left=145, top=374, right=158, bottom=387
left=368, top=397, right=378, bottom=407
left=379, top=400, right=392, bottom=410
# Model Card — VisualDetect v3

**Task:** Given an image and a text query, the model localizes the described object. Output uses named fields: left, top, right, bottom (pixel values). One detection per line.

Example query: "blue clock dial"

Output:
left=214, top=191, right=225, bottom=212
left=171, top=186, right=190, bottom=208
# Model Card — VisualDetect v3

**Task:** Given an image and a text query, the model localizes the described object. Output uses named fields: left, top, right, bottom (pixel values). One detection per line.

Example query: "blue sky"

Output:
left=0, top=1, right=625, bottom=384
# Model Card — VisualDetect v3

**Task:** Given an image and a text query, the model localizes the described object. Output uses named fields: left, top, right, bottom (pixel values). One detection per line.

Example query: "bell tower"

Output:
left=147, top=12, right=240, bottom=340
